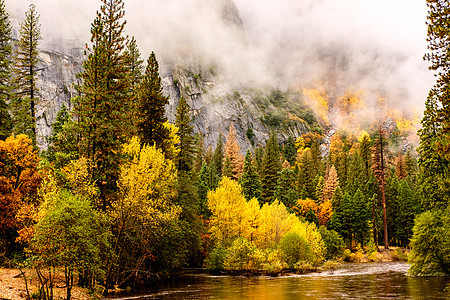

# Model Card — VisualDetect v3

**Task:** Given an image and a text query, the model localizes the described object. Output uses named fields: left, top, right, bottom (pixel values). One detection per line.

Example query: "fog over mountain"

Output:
left=7, top=0, right=435, bottom=145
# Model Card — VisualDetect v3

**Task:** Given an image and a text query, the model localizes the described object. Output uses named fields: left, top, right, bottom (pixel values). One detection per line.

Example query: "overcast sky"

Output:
left=7, top=0, right=435, bottom=115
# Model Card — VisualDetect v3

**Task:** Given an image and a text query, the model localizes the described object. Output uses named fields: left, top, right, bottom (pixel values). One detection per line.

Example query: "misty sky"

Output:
left=7, top=0, right=435, bottom=114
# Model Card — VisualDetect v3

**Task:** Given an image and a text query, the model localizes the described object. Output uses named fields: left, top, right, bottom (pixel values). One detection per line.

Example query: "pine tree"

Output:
left=274, top=166, right=298, bottom=208
left=136, top=51, right=169, bottom=150
left=175, top=97, right=194, bottom=172
left=212, top=134, right=224, bottom=177
left=260, top=132, right=281, bottom=203
left=74, top=0, right=131, bottom=208
left=0, top=0, right=12, bottom=140
left=395, top=153, right=407, bottom=179
left=283, top=136, right=297, bottom=166
left=45, top=105, right=70, bottom=163
left=322, top=165, right=339, bottom=203
left=372, top=129, right=389, bottom=249
left=11, top=4, right=41, bottom=145
left=359, top=133, right=372, bottom=178
left=239, top=150, right=262, bottom=202
left=125, top=36, right=143, bottom=90
left=193, top=133, right=205, bottom=174
left=223, top=123, right=244, bottom=180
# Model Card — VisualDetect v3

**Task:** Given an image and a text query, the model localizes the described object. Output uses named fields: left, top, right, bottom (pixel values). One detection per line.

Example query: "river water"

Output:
left=107, top=262, right=449, bottom=299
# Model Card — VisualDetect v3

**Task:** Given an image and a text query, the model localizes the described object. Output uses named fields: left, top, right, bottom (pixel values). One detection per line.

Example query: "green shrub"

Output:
left=223, top=237, right=262, bottom=271
left=205, top=244, right=228, bottom=271
left=318, top=226, right=345, bottom=260
left=294, top=260, right=316, bottom=274
left=261, top=249, right=286, bottom=275
left=409, top=209, right=450, bottom=276
left=392, top=248, right=408, bottom=261
left=278, top=232, right=313, bottom=268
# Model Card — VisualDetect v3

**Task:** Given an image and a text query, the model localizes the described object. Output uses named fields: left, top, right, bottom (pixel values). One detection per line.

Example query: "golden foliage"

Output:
left=207, top=177, right=253, bottom=244
left=302, top=87, right=329, bottom=125
left=116, top=136, right=179, bottom=228
left=0, top=135, right=41, bottom=246
left=254, top=200, right=298, bottom=249
left=162, top=121, right=180, bottom=161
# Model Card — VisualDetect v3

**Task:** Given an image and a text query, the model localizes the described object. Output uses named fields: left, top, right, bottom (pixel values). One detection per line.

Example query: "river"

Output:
left=106, top=262, right=449, bottom=299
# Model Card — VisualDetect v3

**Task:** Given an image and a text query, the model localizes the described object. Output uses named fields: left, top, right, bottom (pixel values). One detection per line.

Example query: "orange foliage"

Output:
left=224, top=123, right=244, bottom=180
left=0, top=135, right=41, bottom=247
left=296, top=198, right=318, bottom=216
left=317, top=200, right=333, bottom=226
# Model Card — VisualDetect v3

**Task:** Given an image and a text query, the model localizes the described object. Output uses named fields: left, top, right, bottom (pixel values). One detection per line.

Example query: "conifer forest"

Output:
left=0, top=0, right=449, bottom=299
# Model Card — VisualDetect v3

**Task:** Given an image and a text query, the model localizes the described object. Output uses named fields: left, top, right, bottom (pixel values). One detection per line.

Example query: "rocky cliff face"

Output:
left=35, top=48, right=83, bottom=148
left=32, top=0, right=313, bottom=151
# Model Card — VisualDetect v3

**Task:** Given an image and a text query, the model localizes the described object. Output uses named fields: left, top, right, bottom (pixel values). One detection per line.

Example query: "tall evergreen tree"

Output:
left=0, top=0, right=12, bottom=140
left=372, top=129, right=389, bottom=249
left=136, top=51, right=169, bottom=150
left=74, top=0, right=131, bottom=207
left=223, top=123, right=244, bottom=180
left=260, top=132, right=281, bottom=203
left=11, top=4, right=41, bottom=145
left=283, top=136, right=297, bottom=166
left=239, top=150, right=262, bottom=202
left=175, top=97, right=194, bottom=172
left=212, top=134, right=224, bottom=177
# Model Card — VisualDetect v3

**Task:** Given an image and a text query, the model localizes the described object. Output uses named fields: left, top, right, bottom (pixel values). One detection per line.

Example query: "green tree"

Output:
left=274, top=166, right=298, bottom=209
left=74, top=0, right=131, bottom=208
left=212, top=134, right=224, bottom=177
left=239, top=150, right=262, bottom=202
left=283, top=136, right=297, bottom=166
left=11, top=4, right=41, bottom=145
left=409, top=208, right=450, bottom=276
left=136, top=51, right=169, bottom=150
left=260, top=132, right=281, bottom=203
left=31, top=190, right=110, bottom=299
left=0, top=0, right=12, bottom=140
left=175, top=97, right=194, bottom=172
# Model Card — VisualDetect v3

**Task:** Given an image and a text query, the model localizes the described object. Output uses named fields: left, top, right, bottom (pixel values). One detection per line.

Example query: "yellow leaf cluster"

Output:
left=162, top=121, right=180, bottom=161
left=207, top=177, right=254, bottom=243
left=254, top=200, right=298, bottom=249
left=116, top=136, right=179, bottom=228
left=302, top=88, right=329, bottom=125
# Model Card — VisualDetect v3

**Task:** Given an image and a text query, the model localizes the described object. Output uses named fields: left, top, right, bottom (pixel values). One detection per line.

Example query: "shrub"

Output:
left=205, top=244, right=228, bottom=271
left=409, top=209, right=450, bottom=276
left=318, top=226, right=345, bottom=260
left=392, top=248, right=408, bottom=261
left=278, top=232, right=313, bottom=268
left=261, top=249, right=286, bottom=275
left=223, top=238, right=262, bottom=271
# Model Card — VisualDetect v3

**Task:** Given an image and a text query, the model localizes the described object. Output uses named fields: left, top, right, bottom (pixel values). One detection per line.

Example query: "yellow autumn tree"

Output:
left=0, top=134, right=41, bottom=250
left=224, top=123, right=244, bottom=180
left=115, top=136, right=179, bottom=226
left=109, top=136, right=181, bottom=283
left=207, top=177, right=253, bottom=244
left=161, top=121, right=180, bottom=161
left=253, top=200, right=298, bottom=249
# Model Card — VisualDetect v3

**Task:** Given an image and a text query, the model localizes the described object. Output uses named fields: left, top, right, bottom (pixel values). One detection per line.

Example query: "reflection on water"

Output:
left=107, top=262, right=449, bottom=300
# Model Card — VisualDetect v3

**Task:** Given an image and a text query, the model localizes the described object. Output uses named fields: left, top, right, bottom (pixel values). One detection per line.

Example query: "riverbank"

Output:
left=0, top=248, right=409, bottom=300
left=0, top=268, right=93, bottom=300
